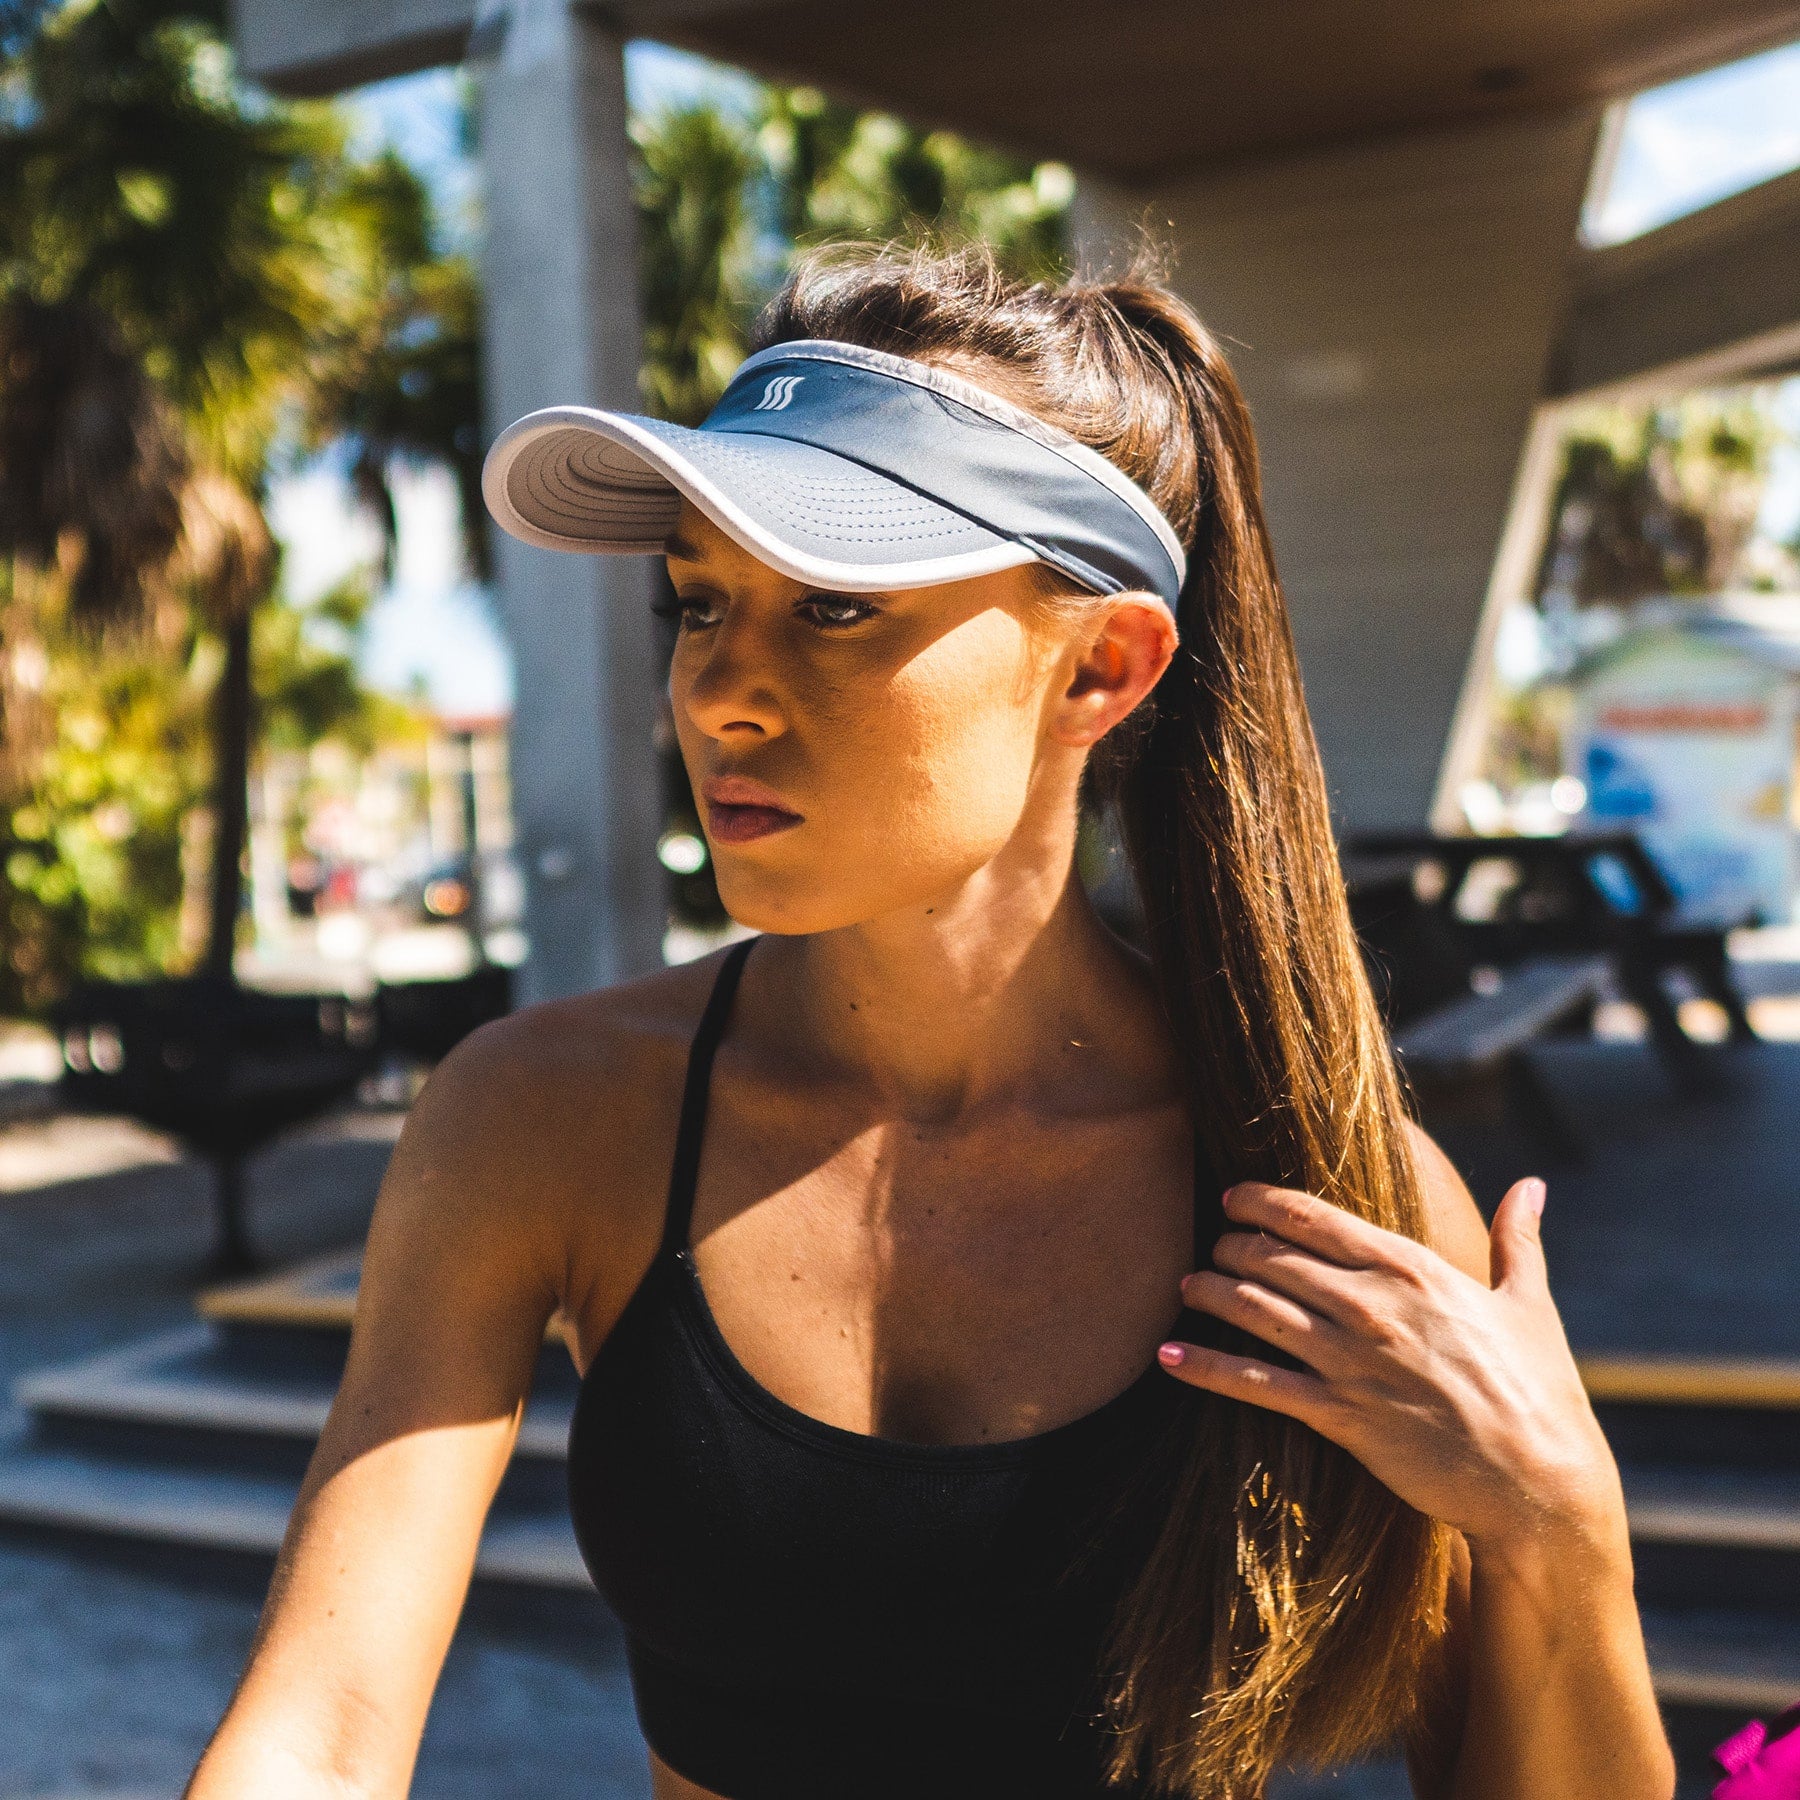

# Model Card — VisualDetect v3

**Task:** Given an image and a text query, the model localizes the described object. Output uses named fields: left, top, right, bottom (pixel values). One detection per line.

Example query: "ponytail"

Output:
left=1088, top=282, right=1453, bottom=1797
left=755, top=241, right=1454, bottom=1798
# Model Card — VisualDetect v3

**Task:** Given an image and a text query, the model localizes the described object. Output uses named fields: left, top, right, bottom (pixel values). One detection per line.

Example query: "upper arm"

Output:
left=1398, top=1119, right=1487, bottom=1795
left=1404, top=1120, right=1490, bottom=1289
left=193, top=1015, right=579, bottom=1795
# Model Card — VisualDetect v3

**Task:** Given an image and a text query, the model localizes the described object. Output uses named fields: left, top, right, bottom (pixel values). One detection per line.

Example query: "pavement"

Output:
left=5, top=1016, right=1797, bottom=1797
left=1428, top=1035, right=1800, bottom=1358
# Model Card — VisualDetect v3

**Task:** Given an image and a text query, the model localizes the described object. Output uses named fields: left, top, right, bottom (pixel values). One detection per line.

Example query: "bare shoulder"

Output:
left=406, top=949, right=727, bottom=1189
left=363, top=949, right=739, bottom=1364
left=1402, top=1120, right=1491, bottom=1288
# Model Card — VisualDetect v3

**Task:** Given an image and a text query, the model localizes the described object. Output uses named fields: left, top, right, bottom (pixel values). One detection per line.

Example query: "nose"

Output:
left=677, top=611, right=787, bottom=744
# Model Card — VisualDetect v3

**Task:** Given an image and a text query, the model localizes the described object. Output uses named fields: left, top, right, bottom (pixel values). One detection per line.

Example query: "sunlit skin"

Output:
left=183, top=497, right=1670, bottom=1800
left=664, top=503, right=1161, bottom=942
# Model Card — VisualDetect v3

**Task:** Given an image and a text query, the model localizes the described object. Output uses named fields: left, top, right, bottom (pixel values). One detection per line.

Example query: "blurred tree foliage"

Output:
left=633, top=81, right=1074, bottom=427
left=0, top=7, right=1074, bottom=995
left=634, top=102, right=762, bottom=430
left=2, top=574, right=384, bottom=1006
left=3, top=605, right=205, bottom=996
left=1535, top=392, right=1788, bottom=609
left=0, top=0, right=471, bottom=1010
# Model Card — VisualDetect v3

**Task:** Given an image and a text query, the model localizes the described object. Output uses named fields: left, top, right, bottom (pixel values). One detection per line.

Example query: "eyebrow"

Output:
left=663, top=532, right=703, bottom=563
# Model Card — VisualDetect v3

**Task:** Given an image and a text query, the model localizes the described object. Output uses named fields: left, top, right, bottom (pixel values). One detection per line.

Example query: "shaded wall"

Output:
left=1079, top=108, right=1605, bottom=830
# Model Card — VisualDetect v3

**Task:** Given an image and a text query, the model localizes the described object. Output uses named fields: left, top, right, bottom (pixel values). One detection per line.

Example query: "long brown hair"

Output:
left=752, top=240, right=1453, bottom=1797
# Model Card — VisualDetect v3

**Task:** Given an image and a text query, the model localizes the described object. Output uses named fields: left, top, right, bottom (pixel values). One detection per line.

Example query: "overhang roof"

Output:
left=237, top=0, right=1800, bottom=184
left=643, top=1, right=1800, bottom=181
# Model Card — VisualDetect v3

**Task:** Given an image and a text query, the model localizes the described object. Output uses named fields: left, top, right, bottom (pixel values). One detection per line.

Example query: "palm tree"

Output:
left=0, top=0, right=476, bottom=989
left=0, top=0, right=480, bottom=1270
left=633, top=102, right=760, bottom=428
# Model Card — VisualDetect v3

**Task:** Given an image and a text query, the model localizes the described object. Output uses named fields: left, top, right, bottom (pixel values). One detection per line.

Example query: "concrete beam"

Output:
left=1552, top=164, right=1800, bottom=398
left=1082, top=107, right=1605, bottom=832
left=229, top=0, right=772, bottom=96
left=229, top=0, right=474, bottom=95
left=477, top=11, right=665, bottom=999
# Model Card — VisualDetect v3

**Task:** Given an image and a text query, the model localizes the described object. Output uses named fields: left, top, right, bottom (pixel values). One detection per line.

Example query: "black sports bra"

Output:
left=567, top=937, right=1223, bottom=1799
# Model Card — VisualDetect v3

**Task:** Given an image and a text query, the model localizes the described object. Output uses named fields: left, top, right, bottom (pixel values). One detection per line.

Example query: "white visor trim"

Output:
left=484, top=410, right=1043, bottom=592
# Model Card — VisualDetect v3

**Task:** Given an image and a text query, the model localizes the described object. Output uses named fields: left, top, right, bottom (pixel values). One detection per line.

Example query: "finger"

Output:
left=1210, top=1229, right=1389, bottom=1334
left=1223, top=1181, right=1423, bottom=1273
left=1156, top=1338, right=1336, bottom=1427
left=1489, top=1176, right=1548, bottom=1295
left=1178, top=1269, right=1349, bottom=1372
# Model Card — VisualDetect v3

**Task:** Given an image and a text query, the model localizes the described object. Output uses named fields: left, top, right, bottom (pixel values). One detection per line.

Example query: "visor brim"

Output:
left=482, top=406, right=1041, bottom=593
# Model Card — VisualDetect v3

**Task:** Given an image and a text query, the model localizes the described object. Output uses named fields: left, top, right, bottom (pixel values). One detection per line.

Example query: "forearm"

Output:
left=1450, top=1501, right=1674, bottom=1800
left=185, top=1725, right=387, bottom=1800
left=184, top=1630, right=423, bottom=1800
left=183, top=1437, right=482, bottom=1800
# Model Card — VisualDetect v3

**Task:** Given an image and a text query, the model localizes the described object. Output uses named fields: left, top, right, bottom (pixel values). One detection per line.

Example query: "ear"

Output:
left=1049, top=596, right=1178, bottom=748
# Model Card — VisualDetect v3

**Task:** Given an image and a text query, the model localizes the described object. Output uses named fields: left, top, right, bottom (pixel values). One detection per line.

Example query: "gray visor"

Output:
left=481, top=340, right=1187, bottom=615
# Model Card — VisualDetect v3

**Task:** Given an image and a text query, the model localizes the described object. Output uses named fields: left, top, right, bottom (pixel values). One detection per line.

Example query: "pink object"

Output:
left=1714, top=1704, right=1800, bottom=1798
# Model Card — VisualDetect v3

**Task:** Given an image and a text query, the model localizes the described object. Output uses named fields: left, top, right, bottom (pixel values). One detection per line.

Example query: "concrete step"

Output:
left=16, top=1322, right=575, bottom=1456
left=0, top=1431, right=592, bottom=1590
left=1624, top=1464, right=1800, bottom=1612
left=1643, top=1606, right=1800, bottom=1715
left=197, top=1244, right=579, bottom=1352
left=11, top=1322, right=575, bottom=1506
left=1583, top=1354, right=1800, bottom=1469
left=1627, top=1466, right=1800, bottom=1549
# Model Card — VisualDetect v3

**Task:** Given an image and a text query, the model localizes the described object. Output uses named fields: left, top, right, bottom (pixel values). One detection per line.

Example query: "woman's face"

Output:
left=663, top=501, right=1172, bottom=936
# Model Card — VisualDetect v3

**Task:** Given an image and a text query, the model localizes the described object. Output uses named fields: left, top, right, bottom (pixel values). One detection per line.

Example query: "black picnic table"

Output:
left=52, top=965, right=513, bottom=1274
left=1342, top=830, right=1756, bottom=1155
left=1347, top=830, right=1754, bottom=1064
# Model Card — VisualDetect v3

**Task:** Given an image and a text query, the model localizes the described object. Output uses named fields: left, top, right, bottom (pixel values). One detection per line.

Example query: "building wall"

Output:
left=1080, top=107, right=1605, bottom=831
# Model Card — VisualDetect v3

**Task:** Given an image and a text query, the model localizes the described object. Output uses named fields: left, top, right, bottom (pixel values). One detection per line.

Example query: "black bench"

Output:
left=1345, top=855, right=1614, bottom=1158
left=1392, top=954, right=1613, bottom=1161
left=53, top=977, right=380, bottom=1275
left=376, top=963, right=513, bottom=1066
left=1349, top=830, right=1755, bottom=1090
left=51, top=966, right=513, bottom=1274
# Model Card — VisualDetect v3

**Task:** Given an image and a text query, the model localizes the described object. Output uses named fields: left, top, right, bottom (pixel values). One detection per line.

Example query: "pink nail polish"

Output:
left=1157, top=1342, right=1185, bottom=1367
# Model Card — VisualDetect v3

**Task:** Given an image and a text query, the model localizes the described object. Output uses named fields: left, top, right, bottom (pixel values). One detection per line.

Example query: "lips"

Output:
left=701, top=775, right=803, bottom=846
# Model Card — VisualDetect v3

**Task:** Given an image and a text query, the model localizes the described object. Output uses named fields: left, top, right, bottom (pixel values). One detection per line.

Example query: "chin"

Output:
left=708, top=872, right=867, bottom=937
left=710, top=840, right=1007, bottom=938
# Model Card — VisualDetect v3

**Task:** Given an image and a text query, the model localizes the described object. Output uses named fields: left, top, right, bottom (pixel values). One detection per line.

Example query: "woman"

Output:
left=187, top=245, right=1672, bottom=1800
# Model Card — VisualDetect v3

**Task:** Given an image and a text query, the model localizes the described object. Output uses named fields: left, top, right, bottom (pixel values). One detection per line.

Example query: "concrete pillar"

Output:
left=1078, top=108, right=1606, bottom=833
left=477, top=6, right=663, bottom=1002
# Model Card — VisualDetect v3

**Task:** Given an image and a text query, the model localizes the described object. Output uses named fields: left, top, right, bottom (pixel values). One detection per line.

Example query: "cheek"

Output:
left=803, top=619, right=1047, bottom=897
left=695, top=615, right=1052, bottom=931
left=870, top=657, right=1041, bottom=851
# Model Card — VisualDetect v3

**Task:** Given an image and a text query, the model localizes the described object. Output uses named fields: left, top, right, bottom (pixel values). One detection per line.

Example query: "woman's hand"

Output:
left=1157, top=1177, right=1625, bottom=1554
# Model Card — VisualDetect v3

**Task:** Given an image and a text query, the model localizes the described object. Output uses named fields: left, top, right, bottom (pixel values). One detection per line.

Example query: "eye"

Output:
left=797, top=592, right=878, bottom=630
left=651, top=590, right=723, bottom=631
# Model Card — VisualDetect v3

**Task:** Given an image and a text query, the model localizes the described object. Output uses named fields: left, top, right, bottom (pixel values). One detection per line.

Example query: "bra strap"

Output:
left=661, top=936, right=757, bottom=1257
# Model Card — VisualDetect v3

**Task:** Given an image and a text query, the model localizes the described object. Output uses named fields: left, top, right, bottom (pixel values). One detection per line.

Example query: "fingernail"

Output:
left=1157, top=1342, right=1186, bottom=1367
left=1524, top=1178, right=1546, bottom=1217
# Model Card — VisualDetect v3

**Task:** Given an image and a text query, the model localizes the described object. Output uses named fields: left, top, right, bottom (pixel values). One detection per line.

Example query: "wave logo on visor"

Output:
left=753, top=374, right=805, bottom=412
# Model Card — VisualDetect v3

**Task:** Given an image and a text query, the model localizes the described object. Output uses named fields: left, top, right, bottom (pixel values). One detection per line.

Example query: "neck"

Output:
left=751, top=844, right=1175, bottom=1127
